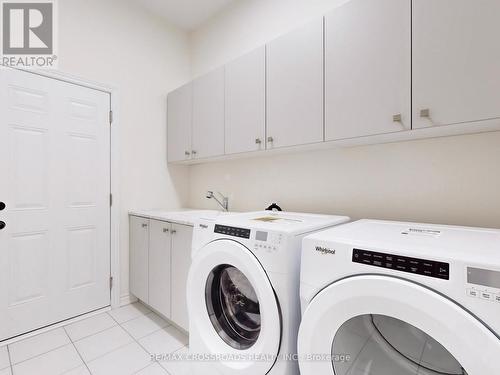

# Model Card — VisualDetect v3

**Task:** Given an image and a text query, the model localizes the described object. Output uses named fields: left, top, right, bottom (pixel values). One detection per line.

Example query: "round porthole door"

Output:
left=205, top=264, right=262, bottom=350
left=298, top=275, right=500, bottom=375
left=187, top=239, right=281, bottom=375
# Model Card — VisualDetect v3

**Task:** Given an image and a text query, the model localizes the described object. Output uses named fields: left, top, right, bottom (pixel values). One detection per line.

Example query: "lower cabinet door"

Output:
left=171, top=223, right=193, bottom=331
left=148, top=220, right=172, bottom=319
left=129, top=216, right=150, bottom=303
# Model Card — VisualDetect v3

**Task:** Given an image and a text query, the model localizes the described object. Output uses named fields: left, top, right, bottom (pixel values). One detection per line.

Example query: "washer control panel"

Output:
left=353, top=249, right=450, bottom=280
left=253, top=231, right=283, bottom=253
left=214, top=224, right=250, bottom=239
left=466, top=267, right=500, bottom=303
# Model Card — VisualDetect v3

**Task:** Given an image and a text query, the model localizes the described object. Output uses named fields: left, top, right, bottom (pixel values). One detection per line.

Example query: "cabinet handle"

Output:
left=163, top=228, right=169, bottom=233
left=191, top=150, right=197, bottom=157
left=171, top=229, right=177, bottom=234
left=184, top=151, right=191, bottom=156
left=0, top=202, right=5, bottom=211
left=0, top=221, right=5, bottom=230
left=393, top=114, right=402, bottom=123
left=420, top=109, right=430, bottom=118
left=267, top=136, right=274, bottom=143
left=141, top=223, right=148, bottom=228
left=255, top=138, right=262, bottom=145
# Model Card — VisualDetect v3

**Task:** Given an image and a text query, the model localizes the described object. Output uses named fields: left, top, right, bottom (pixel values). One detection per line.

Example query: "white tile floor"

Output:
left=0, top=303, right=189, bottom=375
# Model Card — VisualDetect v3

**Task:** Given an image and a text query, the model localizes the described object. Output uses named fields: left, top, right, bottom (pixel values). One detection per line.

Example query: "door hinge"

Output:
left=110, top=276, right=114, bottom=290
left=109, top=110, right=113, bottom=125
left=110, top=193, right=113, bottom=207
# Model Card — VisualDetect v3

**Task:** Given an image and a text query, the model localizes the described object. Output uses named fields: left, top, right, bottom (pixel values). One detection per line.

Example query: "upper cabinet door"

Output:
left=192, top=68, right=225, bottom=159
left=413, top=0, right=500, bottom=128
left=266, top=18, right=324, bottom=149
left=225, top=47, right=266, bottom=155
left=325, top=0, right=411, bottom=140
left=167, top=83, right=192, bottom=162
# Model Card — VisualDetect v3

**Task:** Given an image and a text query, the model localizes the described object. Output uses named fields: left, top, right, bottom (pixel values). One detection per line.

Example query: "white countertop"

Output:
left=129, top=208, right=230, bottom=226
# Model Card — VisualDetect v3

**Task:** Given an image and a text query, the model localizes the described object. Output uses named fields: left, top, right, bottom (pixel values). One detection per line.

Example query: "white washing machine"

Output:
left=298, top=219, right=500, bottom=375
left=186, top=211, right=350, bottom=375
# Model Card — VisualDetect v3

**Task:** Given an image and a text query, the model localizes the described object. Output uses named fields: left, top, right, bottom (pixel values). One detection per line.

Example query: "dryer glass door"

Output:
left=206, top=264, right=261, bottom=350
left=332, top=314, right=466, bottom=375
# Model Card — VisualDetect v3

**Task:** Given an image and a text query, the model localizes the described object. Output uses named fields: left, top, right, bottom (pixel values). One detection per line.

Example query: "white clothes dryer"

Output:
left=298, top=219, right=500, bottom=375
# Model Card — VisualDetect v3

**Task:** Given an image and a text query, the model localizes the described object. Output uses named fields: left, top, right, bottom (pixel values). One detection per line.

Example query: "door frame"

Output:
left=2, top=66, right=122, bottom=310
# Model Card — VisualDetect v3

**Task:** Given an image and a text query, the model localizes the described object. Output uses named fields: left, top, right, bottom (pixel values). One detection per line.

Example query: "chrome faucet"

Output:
left=206, top=191, right=229, bottom=212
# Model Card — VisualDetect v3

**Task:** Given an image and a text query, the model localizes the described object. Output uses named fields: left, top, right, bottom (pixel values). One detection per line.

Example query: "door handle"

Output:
left=0, top=221, right=5, bottom=230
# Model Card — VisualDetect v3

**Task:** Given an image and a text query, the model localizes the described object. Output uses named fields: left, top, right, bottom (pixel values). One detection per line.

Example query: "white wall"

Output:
left=59, top=0, right=191, bottom=299
left=188, top=0, right=500, bottom=229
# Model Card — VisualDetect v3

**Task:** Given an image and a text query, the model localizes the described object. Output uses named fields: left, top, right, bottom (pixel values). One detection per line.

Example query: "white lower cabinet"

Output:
left=148, top=220, right=172, bottom=319
left=129, top=216, right=149, bottom=304
left=170, top=224, right=194, bottom=331
left=129, top=216, right=193, bottom=331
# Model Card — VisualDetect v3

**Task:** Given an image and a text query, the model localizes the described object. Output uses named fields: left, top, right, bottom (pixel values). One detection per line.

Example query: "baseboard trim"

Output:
left=120, top=294, right=138, bottom=307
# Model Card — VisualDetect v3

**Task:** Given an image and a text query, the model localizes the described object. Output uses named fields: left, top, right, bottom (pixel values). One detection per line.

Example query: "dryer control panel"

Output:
left=352, top=249, right=450, bottom=280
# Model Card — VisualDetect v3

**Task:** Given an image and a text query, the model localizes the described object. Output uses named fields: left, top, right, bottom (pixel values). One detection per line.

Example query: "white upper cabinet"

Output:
left=266, top=18, right=324, bottom=149
left=225, top=47, right=266, bottom=154
left=167, top=83, right=192, bottom=162
left=192, top=67, right=225, bottom=159
left=413, top=0, right=500, bottom=128
left=325, top=0, right=411, bottom=140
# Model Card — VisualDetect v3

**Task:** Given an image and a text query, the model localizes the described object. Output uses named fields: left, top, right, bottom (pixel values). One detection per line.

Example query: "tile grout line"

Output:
left=4, top=305, right=152, bottom=375
left=64, top=313, right=119, bottom=343
left=108, top=310, right=161, bottom=374
left=109, top=311, right=179, bottom=375
left=7, top=339, right=70, bottom=368
left=68, top=312, right=137, bottom=369
left=62, top=326, right=93, bottom=375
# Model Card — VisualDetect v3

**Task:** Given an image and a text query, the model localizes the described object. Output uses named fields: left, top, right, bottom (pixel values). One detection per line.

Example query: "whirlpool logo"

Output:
left=315, top=246, right=336, bottom=255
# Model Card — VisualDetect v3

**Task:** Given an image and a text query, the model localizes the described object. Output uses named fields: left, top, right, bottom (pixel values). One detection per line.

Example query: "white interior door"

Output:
left=325, top=0, right=411, bottom=140
left=413, top=0, right=500, bottom=128
left=0, top=68, right=111, bottom=341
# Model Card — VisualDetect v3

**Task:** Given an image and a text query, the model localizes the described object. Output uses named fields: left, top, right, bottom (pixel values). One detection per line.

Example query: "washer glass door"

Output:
left=206, top=264, right=261, bottom=350
left=332, top=314, right=467, bottom=375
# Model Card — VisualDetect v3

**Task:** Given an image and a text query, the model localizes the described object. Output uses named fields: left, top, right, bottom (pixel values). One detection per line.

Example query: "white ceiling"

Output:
left=132, top=0, right=236, bottom=30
